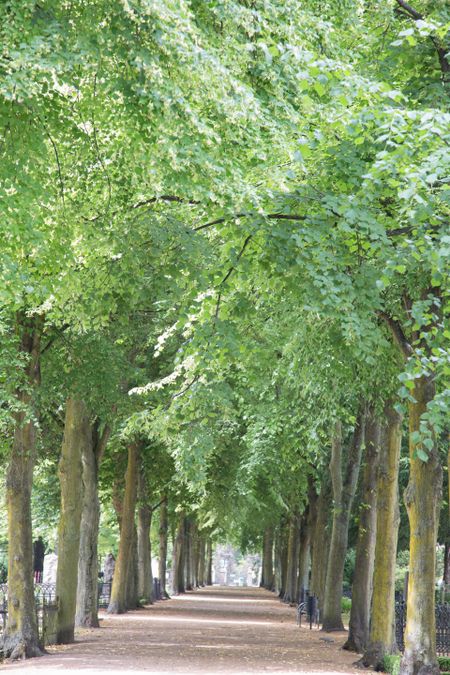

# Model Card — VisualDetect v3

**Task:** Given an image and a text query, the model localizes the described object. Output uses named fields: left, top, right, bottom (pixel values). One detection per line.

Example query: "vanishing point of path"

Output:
left=2, top=587, right=360, bottom=674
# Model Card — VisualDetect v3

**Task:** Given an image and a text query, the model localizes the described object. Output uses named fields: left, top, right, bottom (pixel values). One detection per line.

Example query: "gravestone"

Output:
left=103, top=553, right=115, bottom=584
left=43, top=552, right=58, bottom=584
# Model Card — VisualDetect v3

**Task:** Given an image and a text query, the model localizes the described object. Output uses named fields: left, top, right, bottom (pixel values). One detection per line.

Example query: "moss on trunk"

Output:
left=362, top=404, right=402, bottom=668
left=400, top=377, right=442, bottom=675
left=4, top=319, right=42, bottom=660
left=76, top=421, right=109, bottom=629
left=137, top=472, right=152, bottom=604
left=344, top=411, right=380, bottom=653
left=322, top=411, right=365, bottom=631
left=310, top=476, right=331, bottom=609
left=107, top=443, right=139, bottom=614
left=56, top=398, right=89, bottom=644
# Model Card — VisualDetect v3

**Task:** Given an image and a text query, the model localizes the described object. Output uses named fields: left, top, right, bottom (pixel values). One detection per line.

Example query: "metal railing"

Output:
left=395, top=601, right=450, bottom=656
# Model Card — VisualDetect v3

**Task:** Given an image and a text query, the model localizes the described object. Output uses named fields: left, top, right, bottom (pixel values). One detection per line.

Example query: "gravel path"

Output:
left=1, top=586, right=361, bottom=674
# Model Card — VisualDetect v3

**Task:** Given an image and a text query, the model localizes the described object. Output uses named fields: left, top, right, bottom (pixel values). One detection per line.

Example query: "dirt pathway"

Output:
left=2, top=587, right=361, bottom=674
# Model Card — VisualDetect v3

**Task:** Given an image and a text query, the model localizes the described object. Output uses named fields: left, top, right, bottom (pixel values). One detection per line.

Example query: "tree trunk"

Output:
left=297, top=503, right=314, bottom=597
left=283, top=513, right=300, bottom=603
left=198, top=537, right=206, bottom=587
left=277, top=521, right=289, bottom=598
left=76, top=421, right=109, bottom=629
left=3, top=319, right=42, bottom=660
left=107, top=443, right=139, bottom=614
left=322, top=411, right=365, bottom=631
left=184, top=517, right=193, bottom=591
left=56, top=398, right=88, bottom=644
left=400, top=377, right=442, bottom=675
left=126, top=525, right=139, bottom=610
left=172, top=513, right=185, bottom=595
left=159, top=496, right=168, bottom=596
left=344, top=411, right=380, bottom=652
left=137, top=473, right=152, bottom=604
left=206, top=538, right=213, bottom=585
left=310, top=476, right=331, bottom=609
left=261, top=526, right=274, bottom=590
left=363, top=404, right=402, bottom=668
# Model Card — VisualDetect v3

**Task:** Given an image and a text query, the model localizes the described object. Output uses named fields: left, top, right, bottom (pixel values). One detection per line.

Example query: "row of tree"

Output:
left=0, top=2, right=448, bottom=675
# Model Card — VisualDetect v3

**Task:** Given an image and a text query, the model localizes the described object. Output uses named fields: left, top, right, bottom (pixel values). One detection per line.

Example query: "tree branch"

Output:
left=132, top=195, right=201, bottom=209
left=395, top=0, right=422, bottom=20
left=377, top=310, right=413, bottom=358
left=194, top=212, right=306, bottom=232
left=395, top=0, right=450, bottom=75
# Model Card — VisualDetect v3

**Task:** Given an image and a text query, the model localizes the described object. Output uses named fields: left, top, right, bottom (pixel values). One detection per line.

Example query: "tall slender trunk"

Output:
left=56, top=398, right=89, bottom=643
left=206, top=538, right=213, bottom=585
left=400, top=377, right=442, bottom=675
left=344, top=411, right=380, bottom=652
left=76, top=422, right=110, bottom=628
left=198, top=537, right=206, bottom=587
left=107, top=443, right=139, bottom=614
left=172, top=513, right=185, bottom=594
left=297, top=503, right=314, bottom=596
left=159, top=496, right=168, bottom=596
left=283, top=512, right=300, bottom=603
left=192, top=523, right=200, bottom=588
left=184, top=517, right=193, bottom=590
left=126, top=525, right=139, bottom=609
left=322, top=411, right=365, bottom=631
left=3, top=318, right=42, bottom=659
left=137, top=473, right=152, bottom=604
left=277, top=521, right=289, bottom=598
left=363, top=404, right=402, bottom=668
left=310, top=477, right=331, bottom=609
left=261, top=526, right=274, bottom=590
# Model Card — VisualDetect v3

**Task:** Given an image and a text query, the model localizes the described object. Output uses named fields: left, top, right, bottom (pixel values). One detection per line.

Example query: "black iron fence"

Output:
left=0, top=583, right=58, bottom=648
left=98, top=581, right=112, bottom=609
left=395, top=601, right=450, bottom=656
left=0, top=576, right=163, bottom=650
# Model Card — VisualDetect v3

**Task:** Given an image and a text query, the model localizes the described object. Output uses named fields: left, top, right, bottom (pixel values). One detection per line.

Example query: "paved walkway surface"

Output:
left=1, top=587, right=360, bottom=674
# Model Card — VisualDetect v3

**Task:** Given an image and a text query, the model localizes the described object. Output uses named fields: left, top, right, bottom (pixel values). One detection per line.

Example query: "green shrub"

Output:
left=382, top=654, right=401, bottom=675
left=341, top=597, right=352, bottom=613
left=438, top=657, right=450, bottom=671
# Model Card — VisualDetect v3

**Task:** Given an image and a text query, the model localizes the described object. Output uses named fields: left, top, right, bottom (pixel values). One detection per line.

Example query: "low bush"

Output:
left=341, top=597, right=351, bottom=613
left=382, top=654, right=400, bottom=675
left=382, top=654, right=450, bottom=674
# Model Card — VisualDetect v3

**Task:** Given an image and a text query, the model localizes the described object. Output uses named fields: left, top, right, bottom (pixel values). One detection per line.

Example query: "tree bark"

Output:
left=310, top=475, right=331, bottom=609
left=107, top=443, right=139, bottom=614
left=172, top=513, right=186, bottom=594
left=206, top=538, right=213, bottom=585
left=344, top=411, right=380, bottom=652
left=137, top=473, right=153, bottom=604
left=283, top=512, right=300, bottom=603
left=276, top=520, right=289, bottom=598
left=159, top=496, right=168, bottom=596
left=261, top=526, right=274, bottom=590
left=126, top=524, right=139, bottom=610
left=297, top=500, right=315, bottom=597
left=184, top=517, right=193, bottom=591
left=362, top=404, right=402, bottom=668
left=3, top=318, right=42, bottom=659
left=400, top=377, right=442, bottom=675
left=56, top=398, right=90, bottom=643
left=76, top=421, right=110, bottom=628
left=322, top=411, right=365, bottom=631
left=198, top=536, right=206, bottom=587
